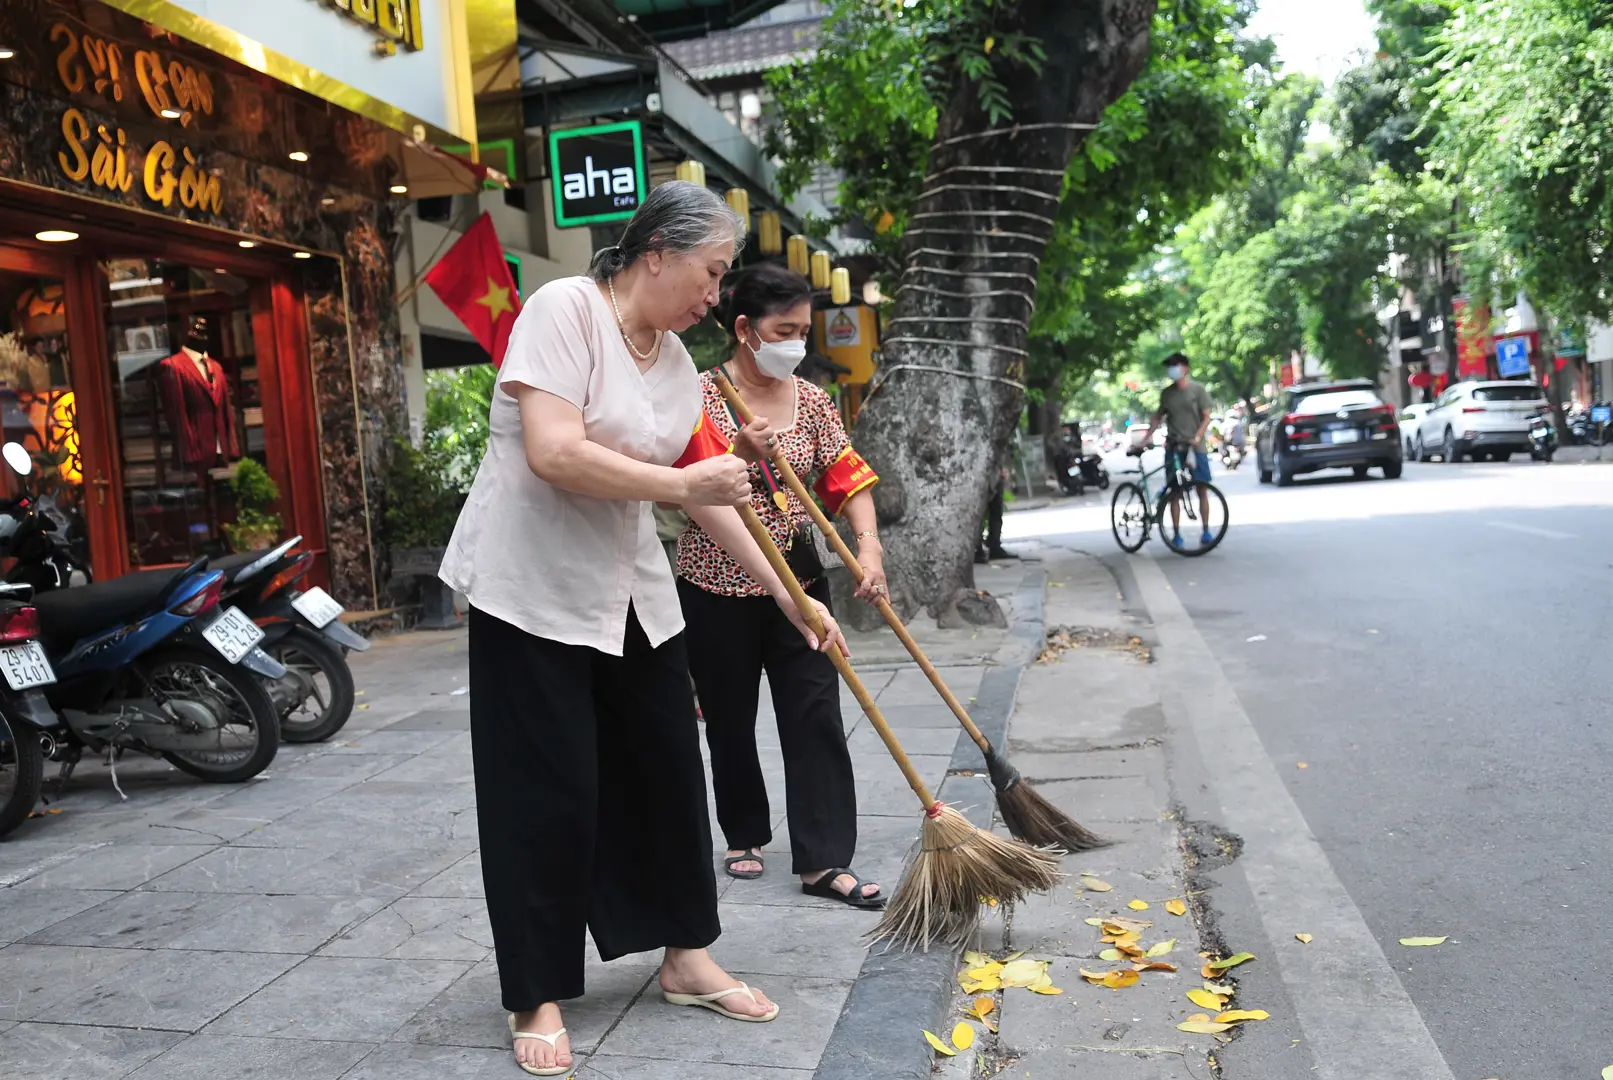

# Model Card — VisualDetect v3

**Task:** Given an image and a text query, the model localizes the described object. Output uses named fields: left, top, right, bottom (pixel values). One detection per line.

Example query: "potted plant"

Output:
left=223, top=458, right=281, bottom=552
left=384, top=437, right=466, bottom=629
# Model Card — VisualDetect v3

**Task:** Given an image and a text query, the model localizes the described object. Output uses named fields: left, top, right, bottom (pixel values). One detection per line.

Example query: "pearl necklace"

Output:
left=607, top=277, right=662, bottom=362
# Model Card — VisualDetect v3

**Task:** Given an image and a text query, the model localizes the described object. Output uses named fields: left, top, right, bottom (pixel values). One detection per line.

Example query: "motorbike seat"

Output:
left=31, top=567, right=190, bottom=653
left=209, top=550, right=266, bottom=579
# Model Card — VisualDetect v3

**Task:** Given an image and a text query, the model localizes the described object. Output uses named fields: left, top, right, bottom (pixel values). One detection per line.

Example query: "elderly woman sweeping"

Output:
left=676, top=263, right=887, bottom=909
left=440, top=183, right=843, bottom=1076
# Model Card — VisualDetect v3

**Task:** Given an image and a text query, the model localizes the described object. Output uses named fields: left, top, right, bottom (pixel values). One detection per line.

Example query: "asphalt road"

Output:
left=1005, top=456, right=1613, bottom=1080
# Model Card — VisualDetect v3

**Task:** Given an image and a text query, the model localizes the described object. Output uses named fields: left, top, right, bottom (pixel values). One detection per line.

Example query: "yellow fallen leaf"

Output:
left=1201, top=963, right=1219, bottom=979
left=1146, top=939, right=1176, bottom=958
left=970, top=997, right=995, bottom=1019
left=1102, top=917, right=1153, bottom=933
left=1000, top=959, right=1047, bottom=988
left=1186, top=1013, right=1212, bottom=1023
left=1203, top=981, right=1235, bottom=996
left=964, top=963, right=1004, bottom=982
left=1186, top=988, right=1227, bottom=1010
left=1028, top=984, right=1064, bottom=995
left=1127, top=899, right=1150, bottom=911
left=1116, top=942, right=1145, bottom=959
left=1084, top=917, right=1104, bottom=926
left=1215, top=1010, right=1270, bottom=1023
left=1602, top=1068, right=1613, bottom=1080
left=1132, top=961, right=1177, bottom=972
left=950, top=1022, right=975, bottom=1050
left=1083, top=878, right=1114, bottom=892
left=1099, top=949, right=1124, bottom=962
left=967, top=977, right=1001, bottom=992
left=963, top=950, right=990, bottom=967
left=1101, top=970, right=1139, bottom=989
left=1079, top=968, right=1109, bottom=983
left=1295, top=933, right=1313, bottom=944
left=1207, top=952, right=1255, bottom=971
left=922, top=1030, right=957, bottom=1057
left=1178, top=1020, right=1234, bottom=1034
left=1296, top=761, right=1308, bottom=769
left=1398, top=936, right=1447, bottom=947
left=1001, top=950, right=1026, bottom=963
left=1166, top=898, right=1188, bottom=917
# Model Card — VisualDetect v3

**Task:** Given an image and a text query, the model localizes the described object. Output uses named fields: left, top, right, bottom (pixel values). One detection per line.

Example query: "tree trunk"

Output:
left=853, top=0, right=1158, bottom=625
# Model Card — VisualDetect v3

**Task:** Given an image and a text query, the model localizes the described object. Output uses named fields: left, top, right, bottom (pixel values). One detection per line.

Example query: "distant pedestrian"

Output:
left=677, top=263, right=887, bottom=909
left=1137, top=352, right=1213, bottom=550
left=977, top=457, right=1016, bottom=564
left=440, top=182, right=844, bottom=1076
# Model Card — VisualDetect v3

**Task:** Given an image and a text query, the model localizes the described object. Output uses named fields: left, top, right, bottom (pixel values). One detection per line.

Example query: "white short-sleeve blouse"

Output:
left=439, top=276, right=702, bottom=656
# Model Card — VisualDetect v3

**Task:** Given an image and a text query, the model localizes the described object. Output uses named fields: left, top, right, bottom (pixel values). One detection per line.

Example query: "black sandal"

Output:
left=801, top=868, right=886, bottom=909
left=724, top=849, right=764, bottom=880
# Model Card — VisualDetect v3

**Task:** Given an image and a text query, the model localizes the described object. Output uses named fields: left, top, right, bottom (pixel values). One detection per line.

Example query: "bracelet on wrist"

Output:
left=855, top=529, right=879, bottom=542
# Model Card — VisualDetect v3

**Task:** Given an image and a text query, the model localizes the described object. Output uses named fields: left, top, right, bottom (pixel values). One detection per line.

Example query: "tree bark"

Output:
left=853, top=0, right=1158, bottom=625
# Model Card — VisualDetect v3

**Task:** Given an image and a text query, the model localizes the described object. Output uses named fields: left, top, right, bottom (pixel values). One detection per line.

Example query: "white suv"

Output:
left=1414, top=381, right=1546, bottom=463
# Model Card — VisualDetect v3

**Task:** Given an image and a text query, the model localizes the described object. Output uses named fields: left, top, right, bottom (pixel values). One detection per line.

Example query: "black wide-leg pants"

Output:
left=677, top=576, right=857, bottom=875
left=468, top=605, right=720, bottom=1011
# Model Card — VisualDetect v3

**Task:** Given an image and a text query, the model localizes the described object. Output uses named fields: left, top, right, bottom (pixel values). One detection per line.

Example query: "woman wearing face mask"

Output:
left=676, top=263, right=887, bottom=908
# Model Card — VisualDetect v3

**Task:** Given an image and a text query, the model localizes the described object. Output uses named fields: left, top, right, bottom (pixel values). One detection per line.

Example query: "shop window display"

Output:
left=102, top=259, right=267, bottom=567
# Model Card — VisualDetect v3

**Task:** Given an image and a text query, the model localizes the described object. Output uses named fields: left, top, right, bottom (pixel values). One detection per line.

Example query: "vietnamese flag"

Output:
left=423, top=212, right=521, bottom=367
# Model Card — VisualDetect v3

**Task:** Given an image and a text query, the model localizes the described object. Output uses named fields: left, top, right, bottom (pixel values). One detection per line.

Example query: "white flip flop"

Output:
left=507, top=1014, right=572, bottom=1076
left=662, top=982, right=780, bottom=1023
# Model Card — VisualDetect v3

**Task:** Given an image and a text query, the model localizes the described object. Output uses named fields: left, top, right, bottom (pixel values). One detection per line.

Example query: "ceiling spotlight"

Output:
left=0, top=48, right=15, bottom=61
left=292, top=251, right=312, bottom=260
left=159, top=107, right=183, bottom=119
left=288, top=150, right=308, bottom=163
left=34, top=229, right=78, bottom=242
left=389, top=184, right=408, bottom=195
left=238, top=240, right=256, bottom=248
left=320, top=196, right=336, bottom=206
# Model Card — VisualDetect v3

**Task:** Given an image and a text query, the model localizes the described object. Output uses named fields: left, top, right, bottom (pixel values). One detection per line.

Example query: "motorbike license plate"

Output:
left=1329, top=428, right=1361, bottom=444
left=290, top=586, right=344, bottom=629
left=0, top=642, right=55, bottom=691
left=202, top=606, right=266, bottom=665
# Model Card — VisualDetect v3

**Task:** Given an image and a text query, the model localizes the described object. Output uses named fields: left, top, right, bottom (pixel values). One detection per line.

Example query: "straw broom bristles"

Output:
left=710, top=369, right=1109, bottom=854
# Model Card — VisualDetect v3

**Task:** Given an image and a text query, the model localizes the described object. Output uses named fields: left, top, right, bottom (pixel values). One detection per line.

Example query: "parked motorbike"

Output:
left=214, top=537, right=369, bottom=743
left=1528, top=411, right=1557, bottom=462
left=1052, top=443, right=1086, bottom=495
left=1075, top=452, right=1109, bottom=490
left=0, top=583, right=54, bottom=838
left=0, top=444, right=286, bottom=805
left=1220, top=443, right=1245, bottom=470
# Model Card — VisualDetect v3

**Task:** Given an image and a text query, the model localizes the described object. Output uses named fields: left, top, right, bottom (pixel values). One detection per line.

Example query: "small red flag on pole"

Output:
left=422, top=212, right=522, bottom=367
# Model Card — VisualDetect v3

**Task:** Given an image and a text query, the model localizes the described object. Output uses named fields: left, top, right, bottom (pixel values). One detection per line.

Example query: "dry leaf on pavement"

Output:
left=1084, top=917, right=1105, bottom=926
left=1215, top=1010, right=1270, bottom=1023
left=1028, top=984, right=1065, bottom=995
left=969, top=997, right=995, bottom=1019
left=1000, top=959, right=1047, bottom=988
left=1128, top=899, right=1150, bottom=911
left=1206, top=952, right=1256, bottom=972
left=1187, top=988, right=1227, bottom=1011
left=1398, top=936, right=1447, bottom=947
left=1203, top=981, right=1235, bottom=996
left=922, top=1030, right=956, bottom=1057
left=1132, top=961, right=1177, bottom=972
left=1178, top=1019, right=1234, bottom=1034
left=1079, top=968, right=1110, bottom=983
left=963, top=950, right=990, bottom=967
left=1101, top=970, right=1140, bottom=989
left=1166, top=898, right=1188, bottom=916
left=1146, top=939, right=1176, bottom=958
left=950, top=1023, right=975, bottom=1050
left=1083, top=878, right=1114, bottom=892
left=1102, top=917, right=1153, bottom=933
left=1295, top=933, right=1313, bottom=944
left=1602, top=1067, right=1613, bottom=1080
left=1099, top=949, right=1124, bottom=962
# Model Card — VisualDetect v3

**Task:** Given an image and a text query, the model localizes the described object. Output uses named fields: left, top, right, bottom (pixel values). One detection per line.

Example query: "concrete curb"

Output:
left=813, top=569, right=1048, bottom=1080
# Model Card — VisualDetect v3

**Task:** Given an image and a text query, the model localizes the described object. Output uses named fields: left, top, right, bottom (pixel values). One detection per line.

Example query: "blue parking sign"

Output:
left=1496, top=336, right=1530, bottom=378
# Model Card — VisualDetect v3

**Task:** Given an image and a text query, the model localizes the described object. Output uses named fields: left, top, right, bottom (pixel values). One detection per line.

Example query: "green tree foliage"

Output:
left=424, top=364, right=495, bottom=492
left=1430, top=0, right=1613, bottom=320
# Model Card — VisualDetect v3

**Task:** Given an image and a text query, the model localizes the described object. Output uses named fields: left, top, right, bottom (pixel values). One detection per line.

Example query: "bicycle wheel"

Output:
left=1159, top=481, right=1229, bottom=557
left=1110, top=482, right=1150, bottom=552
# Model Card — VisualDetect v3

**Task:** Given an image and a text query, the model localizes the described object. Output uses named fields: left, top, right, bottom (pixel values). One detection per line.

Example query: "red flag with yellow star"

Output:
left=422, top=212, right=521, bottom=367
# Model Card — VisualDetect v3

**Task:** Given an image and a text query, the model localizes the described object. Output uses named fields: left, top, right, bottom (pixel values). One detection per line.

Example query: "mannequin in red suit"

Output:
left=155, top=317, right=239, bottom=468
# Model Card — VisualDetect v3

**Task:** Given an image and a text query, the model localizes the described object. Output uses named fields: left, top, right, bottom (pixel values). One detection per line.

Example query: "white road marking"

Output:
left=1485, top=520, right=1575, bottom=540
left=1132, top=552, right=1455, bottom=1080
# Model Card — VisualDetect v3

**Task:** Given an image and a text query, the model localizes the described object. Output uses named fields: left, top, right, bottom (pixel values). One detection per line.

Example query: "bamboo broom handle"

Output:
left=732, top=500, right=939, bottom=811
left=713, top=370, right=994, bottom=755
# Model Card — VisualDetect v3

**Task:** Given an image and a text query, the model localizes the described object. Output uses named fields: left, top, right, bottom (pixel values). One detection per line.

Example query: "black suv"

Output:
left=1255, top=380, right=1403, bottom=486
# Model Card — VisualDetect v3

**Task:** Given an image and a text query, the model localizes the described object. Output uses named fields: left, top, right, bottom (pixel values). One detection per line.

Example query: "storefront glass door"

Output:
left=99, top=259, right=269, bottom=568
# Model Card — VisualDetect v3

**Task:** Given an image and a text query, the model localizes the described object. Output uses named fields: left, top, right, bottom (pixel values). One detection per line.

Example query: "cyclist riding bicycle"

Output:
left=1134, top=352, right=1214, bottom=551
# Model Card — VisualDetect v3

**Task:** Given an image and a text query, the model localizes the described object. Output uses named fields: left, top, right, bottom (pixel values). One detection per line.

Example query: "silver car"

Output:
left=1415, top=381, right=1546, bottom=463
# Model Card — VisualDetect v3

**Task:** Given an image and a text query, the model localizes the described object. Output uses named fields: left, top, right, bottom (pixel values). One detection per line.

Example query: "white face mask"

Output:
left=748, top=335, right=807, bottom=381
left=1166, top=364, right=1186, bottom=381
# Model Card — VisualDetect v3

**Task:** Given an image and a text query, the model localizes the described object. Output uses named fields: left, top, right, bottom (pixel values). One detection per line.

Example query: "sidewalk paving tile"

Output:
left=124, top=1034, right=373, bottom=1080
left=9, top=843, right=205, bottom=891
left=340, top=1042, right=517, bottom=1079
left=716, top=814, right=918, bottom=910
left=317, top=897, right=493, bottom=962
left=577, top=1056, right=813, bottom=1078
left=207, top=956, right=471, bottom=1041
left=997, top=956, right=1198, bottom=1052
left=164, top=894, right=391, bottom=954
left=0, top=1021, right=183, bottom=1080
left=408, top=851, right=484, bottom=898
left=0, top=888, right=118, bottom=944
left=50, top=948, right=301, bottom=1032
left=145, top=841, right=465, bottom=897
left=703, top=902, right=871, bottom=980
left=848, top=702, right=969, bottom=729
left=277, top=752, right=416, bottom=783
left=597, top=973, right=852, bottom=1070
left=22, top=889, right=245, bottom=949
left=0, top=944, right=148, bottom=1021
left=853, top=754, right=950, bottom=816
left=325, top=730, right=464, bottom=756
left=846, top=721, right=959, bottom=759
left=381, top=708, right=471, bottom=732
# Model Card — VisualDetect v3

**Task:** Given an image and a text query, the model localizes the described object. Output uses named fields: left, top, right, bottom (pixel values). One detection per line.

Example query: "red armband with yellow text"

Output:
left=673, top=410, right=732, bottom=468
left=813, top=446, right=878, bottom=516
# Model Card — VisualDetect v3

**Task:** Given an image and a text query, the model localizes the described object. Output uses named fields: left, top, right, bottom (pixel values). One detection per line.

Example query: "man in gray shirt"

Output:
left=1138, top=352, right=1214, bottom=550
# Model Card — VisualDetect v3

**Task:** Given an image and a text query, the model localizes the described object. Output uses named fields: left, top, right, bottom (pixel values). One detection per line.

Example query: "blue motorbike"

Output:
left=0, top=444, right=286, bottom=800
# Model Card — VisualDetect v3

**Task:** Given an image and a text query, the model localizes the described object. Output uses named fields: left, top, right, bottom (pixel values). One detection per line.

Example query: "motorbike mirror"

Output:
left=2, top=443, right=32, bottom=478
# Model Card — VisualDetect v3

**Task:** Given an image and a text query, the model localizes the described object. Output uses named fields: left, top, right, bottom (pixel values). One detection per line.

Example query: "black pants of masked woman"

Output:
left=468, top=606, right=720, bottom=1010
left=677, top=576, right=857, bottom=873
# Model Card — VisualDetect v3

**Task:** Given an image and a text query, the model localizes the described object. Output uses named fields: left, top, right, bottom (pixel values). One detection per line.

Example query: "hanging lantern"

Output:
left=674, top=160, right=706, bottom=187
left=724, top=188, right=750, bottom=225
left=786, top=234, right=810, bottom=275
left=758, top=211, right=783, bottom=255
left=830, top=267, right=852, bottom=305
left=810, top=250, right=831, bottom=290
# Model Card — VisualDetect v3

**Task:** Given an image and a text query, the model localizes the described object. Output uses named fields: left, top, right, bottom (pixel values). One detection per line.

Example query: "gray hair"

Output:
left=588, top=180, right=747, bottom=280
